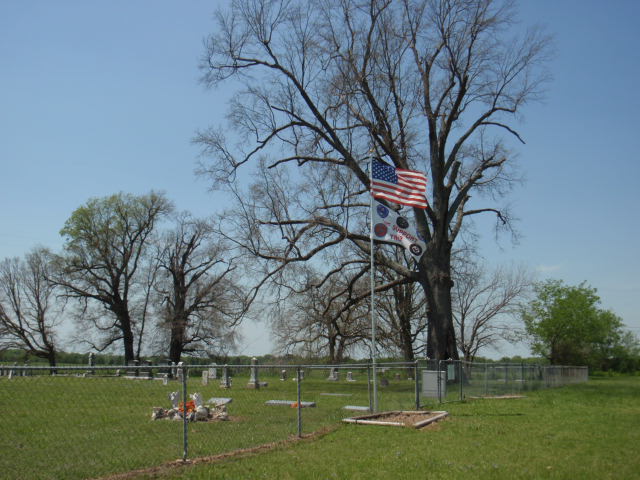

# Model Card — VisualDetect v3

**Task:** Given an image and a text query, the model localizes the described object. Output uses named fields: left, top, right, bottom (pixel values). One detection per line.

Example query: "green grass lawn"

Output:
left=0, top=369, right=415, bottom=479
left=138, top=376, right=640, bottom=480
left=1, top=373, right=638, bottom=479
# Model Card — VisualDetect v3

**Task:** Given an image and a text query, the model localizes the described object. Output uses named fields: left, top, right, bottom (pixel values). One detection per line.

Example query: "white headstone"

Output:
left=247, top=357, right=259, bottom=389
left=190, top=392, right=203, bottom=408
left=169, top=391, right=181, bottom=409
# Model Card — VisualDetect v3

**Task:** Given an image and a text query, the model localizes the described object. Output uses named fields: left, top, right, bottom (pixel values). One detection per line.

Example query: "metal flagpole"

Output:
left=369, top=158, right=378, bottom=412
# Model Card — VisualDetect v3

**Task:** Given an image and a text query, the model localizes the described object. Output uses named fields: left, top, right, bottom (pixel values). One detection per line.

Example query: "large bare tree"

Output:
left=197, top=0, right=550, bottom=360
left=53, top=192, right=172, bottom=363
left=452, top=260, right=531, bottom=363
left=154, top=213, right=245, bottom=363
left=376, top=259, right=428, bottom=361
left=270, top=264, right=370, bottom=362
left=0, top=248, right=61, bottom=367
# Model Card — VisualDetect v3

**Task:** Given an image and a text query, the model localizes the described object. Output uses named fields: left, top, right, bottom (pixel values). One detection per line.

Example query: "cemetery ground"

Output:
left=1, top=374, right=638, bottom=479
left=137, top=376, right=640, bottom=480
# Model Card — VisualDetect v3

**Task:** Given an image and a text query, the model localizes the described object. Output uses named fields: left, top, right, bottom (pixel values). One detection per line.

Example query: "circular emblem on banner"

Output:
left=409, top=243, right=423, bottom=256
left=374, top=223, right=388, bottom=237
left=376, top=204, right=389, bottom=218
left=396, top=216, right=409, bottom=229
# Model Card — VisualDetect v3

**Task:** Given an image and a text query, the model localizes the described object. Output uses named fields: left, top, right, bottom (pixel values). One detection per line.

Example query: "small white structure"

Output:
left=421, top=370, right=446, bottom=399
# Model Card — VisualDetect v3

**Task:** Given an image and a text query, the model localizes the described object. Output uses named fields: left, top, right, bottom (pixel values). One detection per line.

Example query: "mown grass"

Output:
left=0, top=369, right=417, bottom=479
left=139, top=377, right=640, bottom=480
left=1, top=373, right=638, bottom=479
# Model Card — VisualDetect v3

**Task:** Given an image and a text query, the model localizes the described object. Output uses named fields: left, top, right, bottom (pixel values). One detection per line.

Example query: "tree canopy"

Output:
left=522, top=279, right=637, bottom=370
left=53, top=192, right=173, bottom=363
left=196, top=0, right=551, bottom=360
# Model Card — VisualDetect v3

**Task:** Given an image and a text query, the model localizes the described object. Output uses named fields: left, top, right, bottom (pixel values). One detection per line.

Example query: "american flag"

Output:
left=371, top=159, right=428, bottom=209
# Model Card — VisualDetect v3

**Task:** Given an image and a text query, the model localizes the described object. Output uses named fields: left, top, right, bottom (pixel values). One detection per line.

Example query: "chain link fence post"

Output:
left=296, top=367, right=302, bottom=438
left=367, top=364, right=373, bottom=412
left=182, top=363, right=188, bottom=462
left=456, top=360, right=460, bottom=401
left=414, top=361, right=420, bottom=409
left=437, top=360, right=442, bottom=403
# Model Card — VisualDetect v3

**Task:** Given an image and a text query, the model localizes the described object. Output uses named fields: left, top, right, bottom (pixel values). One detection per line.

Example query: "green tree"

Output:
left=53, top=192, right=172, bottom=363
left=522, top=279, right=631, bottom=369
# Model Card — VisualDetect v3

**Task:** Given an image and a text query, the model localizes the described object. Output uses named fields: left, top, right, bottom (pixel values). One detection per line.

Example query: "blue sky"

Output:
left=1, top=1, right=639, bottom=357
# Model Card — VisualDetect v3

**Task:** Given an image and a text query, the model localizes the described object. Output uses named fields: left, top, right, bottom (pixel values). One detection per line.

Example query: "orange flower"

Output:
left=179, top=400, right=196, bottom=413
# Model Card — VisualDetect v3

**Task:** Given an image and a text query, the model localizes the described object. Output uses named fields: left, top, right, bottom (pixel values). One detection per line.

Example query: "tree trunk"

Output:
left=420, top=243, right=459, bottom=361
left=117, top=310, right=135, bottom=365
left=169, top=316, right=187, bottom=365
left=327, top=335, right=337, bottom=363
left=47, top=350, right=57, bottom=368
left=398, top=317, right=415, bottom=363
left=336, top=338, right=346, bottom=364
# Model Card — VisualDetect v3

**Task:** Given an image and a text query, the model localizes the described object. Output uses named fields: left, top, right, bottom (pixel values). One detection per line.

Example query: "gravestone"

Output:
left=190, top=392, right=203, bottom=407
left=394, top=372, right=401, bottom=381
left=280, top=369, right=287, bottom=381
left=169, top=391, right=181, bottom=409
left=265, top=400, right=316, bottom=407
left=343, top=405, right=370, bottom=411
left=247, top=357, right=260, bottom=389
left=87, top=353, right=95, bottom=376
left=202, top=370, right=209, bottom=386
left=176, top=362, right=184, bottom=382
left=327, top=368, right=339, bottom=381
left=207, top=397, right=233, bottom=406
left=208, top=364, right=218, bottom=379
left=380, top=377, right=389, bottom=387
left=346, top=371, right=356, bottom=382
left=220, top=366, right=231, bottom=389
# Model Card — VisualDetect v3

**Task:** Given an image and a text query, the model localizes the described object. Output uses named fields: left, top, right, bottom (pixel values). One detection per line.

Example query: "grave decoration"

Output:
left=151, top=391, right=229, bottom=422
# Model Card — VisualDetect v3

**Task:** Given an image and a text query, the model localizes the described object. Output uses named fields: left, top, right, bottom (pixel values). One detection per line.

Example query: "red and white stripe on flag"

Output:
left=371, top=159, right=428, bottom=209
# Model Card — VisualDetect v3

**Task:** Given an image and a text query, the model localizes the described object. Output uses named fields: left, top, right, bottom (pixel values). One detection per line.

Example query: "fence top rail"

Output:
left=1, top=361, right=420, bottom=371
left=0, top=361, right=588, bottom=371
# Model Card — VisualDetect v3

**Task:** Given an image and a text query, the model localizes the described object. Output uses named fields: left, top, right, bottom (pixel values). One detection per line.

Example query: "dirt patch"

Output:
left=375, top=411, right=440, bottom=425
left=89, top=425, right=338, bottom=480
left=343, top=410, right=449, bottom=428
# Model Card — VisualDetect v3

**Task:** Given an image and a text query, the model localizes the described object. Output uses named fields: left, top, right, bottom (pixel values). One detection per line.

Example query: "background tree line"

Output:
left=0, top=190, right=537, bottom=368
left=0, top=192, right=247, bottom=367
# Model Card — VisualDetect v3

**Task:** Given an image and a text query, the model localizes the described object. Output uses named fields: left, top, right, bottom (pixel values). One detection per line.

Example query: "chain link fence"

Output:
left=421, top=360, right=589, bottom=403
left=0, top=359, right=588, bottom=479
